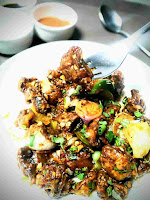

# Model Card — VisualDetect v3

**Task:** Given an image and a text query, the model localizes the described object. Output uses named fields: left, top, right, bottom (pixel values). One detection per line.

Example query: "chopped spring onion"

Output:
left=81, top=128, right=88, bottom=138
left=92, top=151, right=101, bottom=161
left=27, top=135, right=35, bottom=147
left=98, top=123, right=107, bottom=135
left=51, top=136, right=65, bottom=152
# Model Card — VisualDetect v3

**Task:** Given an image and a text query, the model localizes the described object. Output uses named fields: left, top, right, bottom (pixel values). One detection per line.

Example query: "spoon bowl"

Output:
left=99, top=4, right=150, bottom=57
left=99, top=5, right=122, bottom=33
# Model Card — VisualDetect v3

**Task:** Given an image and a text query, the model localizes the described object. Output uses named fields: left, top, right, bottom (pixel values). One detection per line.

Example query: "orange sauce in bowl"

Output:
left=38, top=16, right=70, bottom=27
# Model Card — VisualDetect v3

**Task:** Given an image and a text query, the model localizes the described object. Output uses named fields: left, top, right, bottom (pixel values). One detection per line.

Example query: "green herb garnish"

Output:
left=107, top=180, right=114, bottom=185
left=110, top=109, right=114, bottom=115
left=113, top=167, right=127, bottom=174
left=103, top=112, right=109, bottom=118
left=72, top=184, right=76, bottom=189
left=82, top=167, right=87, bottom=172
left=98, top=101, right=103, bottom=109
left=106, top=131, right=114, bottom=142
left=62, top=89, right=66, bottom=95
left=88, top=181, right=95, bottom=189
left=106, top=186, right=112, bottom=196
left=115, top=137, right=126, bottom=147
left=78, top=173, right=85, bottom=180
left=81, top=128, right=88, bottom=138
left=131, top=165, right=136, bottom=170
left=69, top=147, right=78, bottom=152
left=51, top=135, right=65, bottom=151
left=134, top=111, right=143, bottom=118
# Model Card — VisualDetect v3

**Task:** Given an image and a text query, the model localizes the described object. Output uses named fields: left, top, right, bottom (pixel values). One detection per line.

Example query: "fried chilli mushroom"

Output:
left=15, top=46, right=150, bottom=200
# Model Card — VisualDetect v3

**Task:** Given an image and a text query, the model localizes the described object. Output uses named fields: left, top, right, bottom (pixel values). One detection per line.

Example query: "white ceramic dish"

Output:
left=0, top=7, right=34, bottom=55
left=0, top=41, right=150, bottom=200
left=32, top=2, right=78, bottom=42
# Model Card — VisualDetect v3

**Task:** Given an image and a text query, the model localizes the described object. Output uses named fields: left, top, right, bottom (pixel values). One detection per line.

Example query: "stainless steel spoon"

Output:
left=99, top=4, right=150, bottom=57
left=85, top=22, right=150, bottom=79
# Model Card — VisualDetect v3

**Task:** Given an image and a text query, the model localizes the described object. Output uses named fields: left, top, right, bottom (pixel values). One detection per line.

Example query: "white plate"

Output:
left=0, top=40, right=150, bottom=200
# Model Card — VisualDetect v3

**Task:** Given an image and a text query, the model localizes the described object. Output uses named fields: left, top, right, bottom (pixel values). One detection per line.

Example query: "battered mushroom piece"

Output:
left=18, top=77, right=41, bottom=103
left=17, top=147, right=37, bottom=181
left=110, top=70, right=124, bottom=97
left=85, top=118, right=101, bottom=147
left=136, top=152, right=150, bottom=176
left=51, top=147, right=93, bottom=171
left=100, top=145, right=137, bottom=181
left=97, top=170, right=130, bottom=200
left=47, top=69, right=61, bottom=80
left=72, top=170, right=97, bottom=196
left=36, top=163, right=72, bottom=198
left=97, top=170, right=110, bottom=199
left=66, top=150, right=93, bottom=171
left=26, top=124, right=56, bottom=151
left=58, top=46, right=93, bottom=82
left=55, top=112, right=80, bottom=132
left=103, top=103, right=121, bottom=125
left=47, top=86, right=62, bottom=105
left=15, top=109, right=35, bottom=128
left=18, top=77, right=49, bottom=113
left=125, top=89, right=145, bottom=114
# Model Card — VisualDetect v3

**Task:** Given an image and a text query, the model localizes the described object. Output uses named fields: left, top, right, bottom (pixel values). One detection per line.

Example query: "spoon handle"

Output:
left=125, top=22, right=150, bottom=49
left=119, top=30, right=129, bottom=38
left=119, top=29, right=150, bottom=57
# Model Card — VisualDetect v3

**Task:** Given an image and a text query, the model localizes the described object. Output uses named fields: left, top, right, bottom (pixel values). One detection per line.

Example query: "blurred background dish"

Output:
left=0, top=7, right=34, bottom=55
left=32, top=2, right=78, bottom=42
left=0, top=0, right=37, bottom=12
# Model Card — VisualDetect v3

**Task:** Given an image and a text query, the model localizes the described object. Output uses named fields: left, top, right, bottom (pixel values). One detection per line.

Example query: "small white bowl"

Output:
left=32, top=2, right=78, bottom=42
left=0, top=7, right=34, bottom=55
